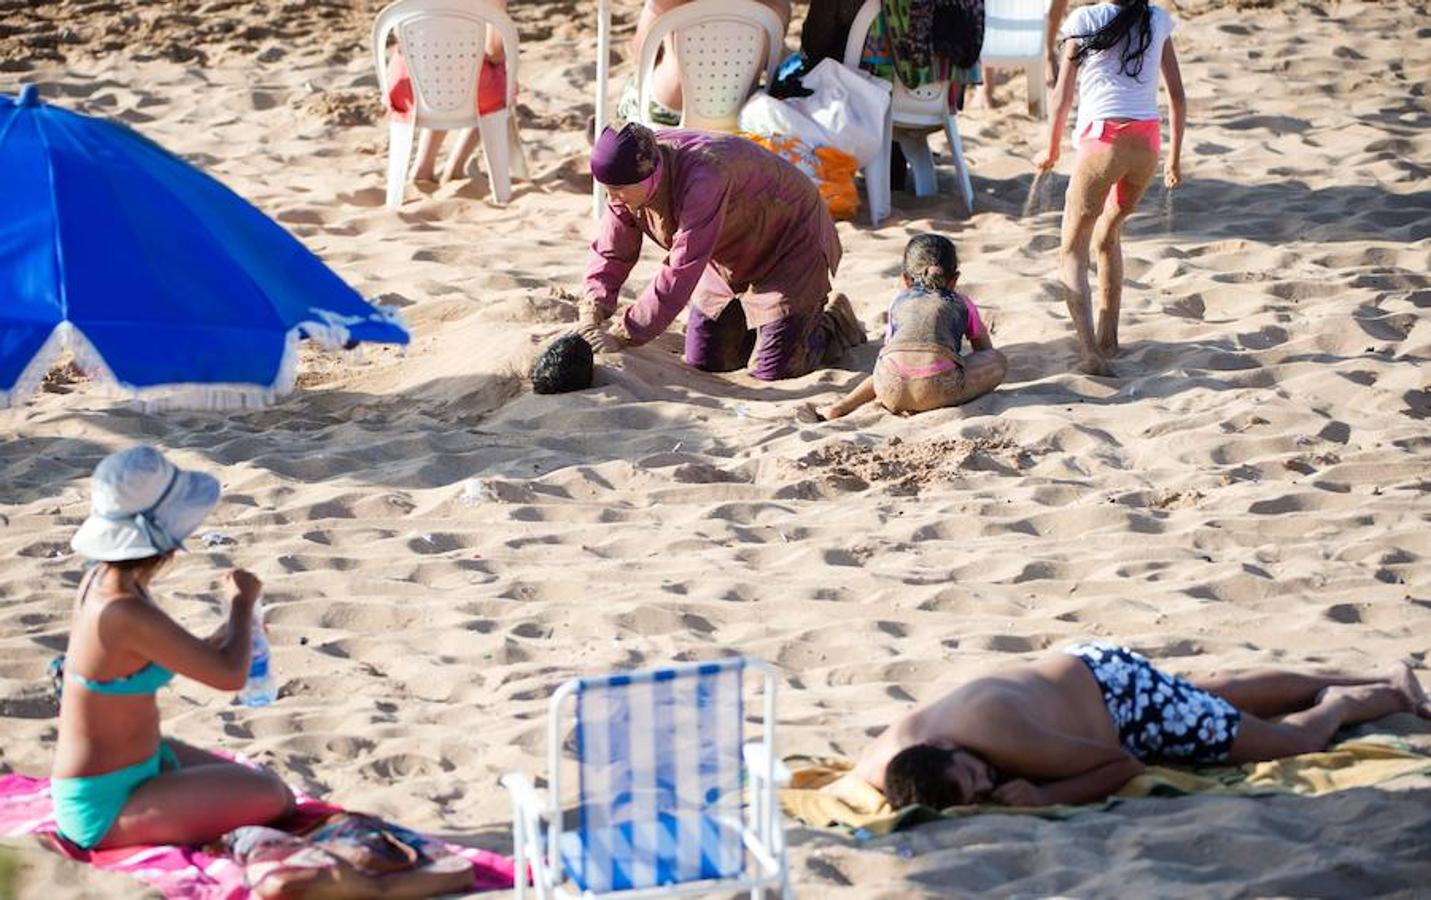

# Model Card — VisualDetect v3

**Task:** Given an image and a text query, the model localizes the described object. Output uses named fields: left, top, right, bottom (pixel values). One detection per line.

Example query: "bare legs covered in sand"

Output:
left=1058, top=128, right=1158, bottom=375
left=814, top=348, right=1007, bottom=420
left=1193, top=662, right=1431, bottom=763
left=96, top=740, right=294, bottom=849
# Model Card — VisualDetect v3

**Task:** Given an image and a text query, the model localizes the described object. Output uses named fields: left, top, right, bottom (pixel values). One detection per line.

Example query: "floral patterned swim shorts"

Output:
left=1066, top=642, right=1242, bottom=764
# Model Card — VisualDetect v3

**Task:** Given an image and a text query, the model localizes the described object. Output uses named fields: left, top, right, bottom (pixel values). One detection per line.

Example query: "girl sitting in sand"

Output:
left=51, top=446, right=293, bottom=849
left=804, top=234, right=1007, bottom=421
left=1037, top=0, right=1185, bottom=375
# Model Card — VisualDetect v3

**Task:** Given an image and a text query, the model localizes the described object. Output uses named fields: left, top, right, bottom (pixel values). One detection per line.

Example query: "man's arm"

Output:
left=994, top=754, right=1145, bottom=807
left=583, top=205, right=644, bottom=318
left=968, top=706, right=1144, bottom=805
left=621, top=171, right=727, bottom=345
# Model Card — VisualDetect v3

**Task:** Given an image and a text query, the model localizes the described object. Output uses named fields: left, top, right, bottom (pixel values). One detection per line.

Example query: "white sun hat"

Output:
left=70, top=445, right=221, bottom=561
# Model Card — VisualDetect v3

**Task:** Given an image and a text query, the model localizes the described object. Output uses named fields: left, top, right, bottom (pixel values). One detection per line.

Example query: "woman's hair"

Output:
left=884, top=743, right=965, bottom=809
left=1071, top=0, right=1154, bottom=79
left=902, top=234, right=959, bottom=291
left=105, top=552, right=174, bottom=575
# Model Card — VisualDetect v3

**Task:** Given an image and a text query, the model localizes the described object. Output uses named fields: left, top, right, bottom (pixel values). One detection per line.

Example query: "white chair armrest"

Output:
left=743, top=742, right=792, bottom=787
left=501, top=771, right=552, bottom=818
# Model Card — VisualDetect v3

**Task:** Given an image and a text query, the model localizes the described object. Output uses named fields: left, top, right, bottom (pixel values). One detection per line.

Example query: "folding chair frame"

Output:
left=502, top=658, right=792, bottom=899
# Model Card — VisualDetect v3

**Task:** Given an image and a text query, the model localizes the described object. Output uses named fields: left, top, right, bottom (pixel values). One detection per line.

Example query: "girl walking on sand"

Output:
left=1037, top=0, right=1185, bottom=375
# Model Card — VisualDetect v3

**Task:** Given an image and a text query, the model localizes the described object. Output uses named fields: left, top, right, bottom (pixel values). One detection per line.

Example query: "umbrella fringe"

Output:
left=1, top=324, right=309, bottom=412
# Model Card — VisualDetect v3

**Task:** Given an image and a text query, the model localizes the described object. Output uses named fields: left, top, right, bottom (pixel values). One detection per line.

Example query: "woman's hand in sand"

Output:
left=1164, top=161, right=1182, bottom=189
left=576, top=297, right=611, bottom=331
left=226, top=569, right=263, bottom=612
left=991, top=779, right=1048, bottom=807
left=578, top=322, right=627, bottom=354
left=1034, top=146, right=1059, bottom=174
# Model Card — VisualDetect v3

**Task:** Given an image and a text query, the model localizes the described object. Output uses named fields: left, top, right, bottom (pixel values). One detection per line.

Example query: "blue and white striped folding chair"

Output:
left=502, top=657, right=791, bottom=899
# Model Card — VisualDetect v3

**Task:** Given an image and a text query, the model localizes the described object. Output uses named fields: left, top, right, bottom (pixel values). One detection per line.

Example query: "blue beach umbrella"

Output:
left=0, top=85, right=409, bottom=409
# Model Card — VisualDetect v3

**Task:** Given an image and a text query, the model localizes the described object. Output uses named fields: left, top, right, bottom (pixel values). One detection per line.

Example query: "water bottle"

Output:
left=238, top=601, right=278, bottom=707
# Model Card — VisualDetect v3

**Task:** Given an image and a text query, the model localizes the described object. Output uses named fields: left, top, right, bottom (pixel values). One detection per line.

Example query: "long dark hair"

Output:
left=1072, top=0, right=1154, bottom=79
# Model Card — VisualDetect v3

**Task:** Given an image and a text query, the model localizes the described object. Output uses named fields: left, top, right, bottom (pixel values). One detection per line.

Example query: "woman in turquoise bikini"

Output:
left=52, top=445, right=293, bottom=849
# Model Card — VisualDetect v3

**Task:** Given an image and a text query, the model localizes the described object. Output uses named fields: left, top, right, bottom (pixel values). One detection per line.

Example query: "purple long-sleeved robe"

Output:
left=584, top=130, right=842, bottom=346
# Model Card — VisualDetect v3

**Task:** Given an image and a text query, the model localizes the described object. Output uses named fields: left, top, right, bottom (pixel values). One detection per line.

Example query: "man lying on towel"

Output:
left=856, top=641, right=1431, bottom=809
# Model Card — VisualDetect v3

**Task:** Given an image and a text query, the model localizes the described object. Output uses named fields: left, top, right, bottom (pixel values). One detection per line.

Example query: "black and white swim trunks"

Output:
left=1065, top=641, right=1241, bottom=764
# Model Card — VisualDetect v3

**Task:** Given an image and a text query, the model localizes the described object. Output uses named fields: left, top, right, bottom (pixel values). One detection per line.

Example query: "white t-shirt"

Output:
left=1061, top=3, right=1177, bottom=139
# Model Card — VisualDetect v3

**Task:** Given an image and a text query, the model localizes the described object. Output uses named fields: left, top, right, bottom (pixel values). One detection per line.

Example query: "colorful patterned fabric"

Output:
left=0, top=769, right=514, bottom=898
left=867, top=0, right=984, bottom=89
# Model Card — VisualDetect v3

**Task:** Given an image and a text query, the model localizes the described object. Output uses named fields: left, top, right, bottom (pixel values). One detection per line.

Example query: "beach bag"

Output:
left=739, top=92, right=834, bottom=150
left=784, top=58, right=891, bottom=167
left=742, top=133, right=861, bottom=221
left=223, top=812, right=472, bottom=899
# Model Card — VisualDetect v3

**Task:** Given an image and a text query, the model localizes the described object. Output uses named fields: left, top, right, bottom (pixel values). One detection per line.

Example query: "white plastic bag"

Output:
left=785, top=58, right=891, bottom=167
left=738, top=93, right=833, bottom=148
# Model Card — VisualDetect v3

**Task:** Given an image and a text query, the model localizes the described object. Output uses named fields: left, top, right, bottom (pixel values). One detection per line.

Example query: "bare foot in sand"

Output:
left=1388, top=662, right=1431, bottom=718
left=795, top=402, right=831, bottom=424
left=1079, top=353, right=1114, bottom=377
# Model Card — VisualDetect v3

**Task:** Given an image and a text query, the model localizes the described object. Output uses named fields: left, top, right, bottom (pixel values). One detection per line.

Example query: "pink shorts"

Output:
left=1077, top=119, right=1161, bottom=211
left=385, top=49, right=506, bottom=120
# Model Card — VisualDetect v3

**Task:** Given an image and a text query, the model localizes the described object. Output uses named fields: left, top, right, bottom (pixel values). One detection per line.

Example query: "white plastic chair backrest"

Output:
left=372, top=0, right=520, bottom=131
left=557, top=657, right=750, bottom=893
left=843, top=0, right=949, bottom=128
left=981, top=0, right=1053, bottom=63
left=638, top=0, right=783, bottom=133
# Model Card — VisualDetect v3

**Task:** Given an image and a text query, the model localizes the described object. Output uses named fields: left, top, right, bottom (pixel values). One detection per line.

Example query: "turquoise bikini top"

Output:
left=66, top=564, right=175, bottom=696
left=69, top=661, right=174, bottom=695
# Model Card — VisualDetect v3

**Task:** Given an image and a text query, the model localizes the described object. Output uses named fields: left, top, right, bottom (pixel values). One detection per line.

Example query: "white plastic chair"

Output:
left=373, top=0, right=528, bottom=209
left=635, top=0, right=784, bottom=133
left=502, top=657, right=791, bottom=900
left=846, top=0, right=974, bottom=213
left=981, top=0, right=1054, bottom=118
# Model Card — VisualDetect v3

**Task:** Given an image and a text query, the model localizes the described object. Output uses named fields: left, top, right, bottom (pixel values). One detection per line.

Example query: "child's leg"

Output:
left=1059, top=152, right=1123, bottom=375
left=1090, top=145, right=1157, bottom=356
left=954, top=349, right=1008, bottom=402
left=819, top=376, right=876, bottom=420
left=412, top=130, right=444, bottom=182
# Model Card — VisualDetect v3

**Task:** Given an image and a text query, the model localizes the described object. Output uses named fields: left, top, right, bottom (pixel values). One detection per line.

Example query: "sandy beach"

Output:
left=2, top=0, right=1429, bottom=896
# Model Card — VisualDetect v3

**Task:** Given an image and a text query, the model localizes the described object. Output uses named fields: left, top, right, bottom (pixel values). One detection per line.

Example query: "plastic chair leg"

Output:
left=864, top=103, right=892, bottom=225
left=942, top=114, right=974, bottom=213
left=864, top=155, right=890, bottom=226
left=895, top=131, right=938, bottom=198
left=385, top=118, right=416, bottom=210
left=1029, top=62, right=1047, bottom=118
left=479, top=108, right=512, bottom=204
left=507, top=115, right=530, bottom=181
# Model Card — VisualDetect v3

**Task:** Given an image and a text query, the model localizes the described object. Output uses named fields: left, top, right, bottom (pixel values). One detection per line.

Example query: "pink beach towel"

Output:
left=0, top=772, right=515, bottom=898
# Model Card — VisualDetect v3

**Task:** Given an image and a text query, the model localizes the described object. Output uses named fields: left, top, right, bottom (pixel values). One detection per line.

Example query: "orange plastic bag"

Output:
left=742, top=134, right=861, bottom=221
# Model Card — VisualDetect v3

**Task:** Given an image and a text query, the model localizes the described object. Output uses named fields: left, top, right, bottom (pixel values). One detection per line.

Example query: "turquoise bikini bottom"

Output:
left=52, top=741, right=180, bottom=849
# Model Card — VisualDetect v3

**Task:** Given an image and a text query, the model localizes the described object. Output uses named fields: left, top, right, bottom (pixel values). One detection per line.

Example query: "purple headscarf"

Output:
left=591, top=123, right=660, bottom=186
